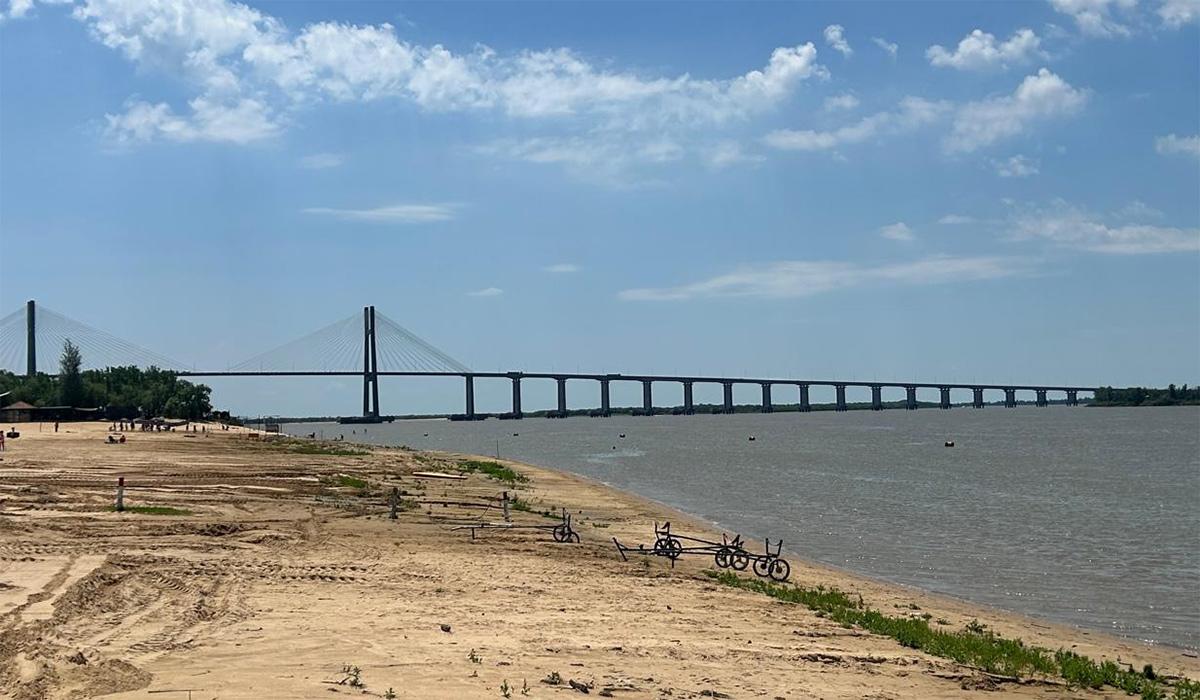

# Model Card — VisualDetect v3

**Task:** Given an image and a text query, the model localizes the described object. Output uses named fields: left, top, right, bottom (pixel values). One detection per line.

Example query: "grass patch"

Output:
left=325, top=474, right=368, bottom=489
left=287, top=442, right=369, bottom=457
left=510, top=496, right=561, bottom=520
left=705, top=571, right=1198, bottom=699
left=459, top=459, right=528, bottom=486
left=111, top=505, right=192, bottom=516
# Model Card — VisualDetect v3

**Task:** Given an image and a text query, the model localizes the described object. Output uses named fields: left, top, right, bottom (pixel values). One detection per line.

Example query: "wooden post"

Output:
left=389, top=487, right=399, bottom=520
left=502, top=491, right=511, bottom=522
left=116, top=477, right=125, bottom=512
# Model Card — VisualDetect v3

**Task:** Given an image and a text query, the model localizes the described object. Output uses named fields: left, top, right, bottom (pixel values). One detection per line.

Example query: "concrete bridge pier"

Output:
left=940, top=387, right=951, bottom=410
left=464, top=375, right=475, bottom=418
left=835, top=384, right=847, bottom=412
left=798, top=384, right=811, bottom=412
left=722, top=382, right=734, bottom=414
left=1004, top=388, right=1016, bottom=408
left=556, top=377, right=568, bottom=416
left=642, top=380, right=654, bottom=415
left=905, top=386, right=918, bottom=410
left=972, top=388, right=985, bottom=408
left=761, top=383, right=772, bottom=413
left=870, top=385, right=882, bottom=411
left=600, top=379, right=611, bottom=416
left=1036, top=389, right=1048, bottom=407
left=682, top=381, right=694, bottom=414
left=1067, top=389, right=1078, bottom=406
left=509, top=373, right=523, bottom=418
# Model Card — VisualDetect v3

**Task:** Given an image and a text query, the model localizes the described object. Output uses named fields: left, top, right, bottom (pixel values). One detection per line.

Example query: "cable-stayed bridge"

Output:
left=1, top=300, right=1096, bottom=420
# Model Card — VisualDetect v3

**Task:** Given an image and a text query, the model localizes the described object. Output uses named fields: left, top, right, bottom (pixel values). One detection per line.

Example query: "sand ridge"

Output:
left=0, top=421, right=1194, bottom=699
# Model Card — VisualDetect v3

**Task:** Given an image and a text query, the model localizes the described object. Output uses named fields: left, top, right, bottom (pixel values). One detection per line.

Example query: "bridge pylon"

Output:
left=362, top=306, right=380, bottom=418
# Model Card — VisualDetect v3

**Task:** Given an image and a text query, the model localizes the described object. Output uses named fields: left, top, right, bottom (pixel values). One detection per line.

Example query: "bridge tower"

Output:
left=26, top=300, right=36, bottom=377
left=362, top=306, right=380, bottom=418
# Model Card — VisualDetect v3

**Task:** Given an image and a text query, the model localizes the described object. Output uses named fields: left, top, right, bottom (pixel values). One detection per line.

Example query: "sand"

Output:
left=0, top=421, right=1195, bottom=699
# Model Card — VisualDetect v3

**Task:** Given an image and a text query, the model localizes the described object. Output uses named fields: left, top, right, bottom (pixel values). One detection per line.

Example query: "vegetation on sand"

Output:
left=458, top=460, right=527, bottom=485
left=706, top=571, right=1199, bottom=699
left=111, top=505, right=192, bottom=516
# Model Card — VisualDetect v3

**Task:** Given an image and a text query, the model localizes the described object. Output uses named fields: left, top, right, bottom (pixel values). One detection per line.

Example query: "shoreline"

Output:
left=291, top=420, right=1200, bottom=656
left=1, top=421, right=1196, bottom=699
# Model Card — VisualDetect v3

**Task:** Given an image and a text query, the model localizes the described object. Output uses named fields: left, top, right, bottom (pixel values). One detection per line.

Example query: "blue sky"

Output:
left=1, top=0, right=1198, bottom=416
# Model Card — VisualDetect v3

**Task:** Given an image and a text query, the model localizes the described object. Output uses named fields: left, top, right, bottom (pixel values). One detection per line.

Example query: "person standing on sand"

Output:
left=54, top=422, right=59, bottom=433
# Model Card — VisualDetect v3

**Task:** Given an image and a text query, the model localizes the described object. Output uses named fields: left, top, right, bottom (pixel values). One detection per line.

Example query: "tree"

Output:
left=59, top=339, right=85, bottom=407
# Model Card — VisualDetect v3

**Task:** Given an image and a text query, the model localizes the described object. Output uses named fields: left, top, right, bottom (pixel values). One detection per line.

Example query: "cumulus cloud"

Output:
left=879, top=222, right=915, bottom=241
left=946, top=68, right=1087, bottom=153
left=299, top=152, right=345, bottom=169
left=993, top=154, right=1040, bottom=177
left=1155, top=133, right=1200, bottom=158
left=1158, top=0, right=1200, bottom=26
left=1048, top=0, right=1138, bottom=37
left=467, top=287, right=503, bottom=297
left=823, top=93, right=860, bottom=111
left=302, top=203, right=456, bottom=223
left=927, top=28, right=1043, bottom=71
left=618, top=255, right=1027, bottom=301
left=824, top=24, right=853, bottom=57
left=764, top=97, right=949, bottom=152
left=544, top=263, right=579, bottom=273
left=1009, top=199, right=1199, bottom=253
left=58, top=0, right=829, bottom=147
left=103, top=97, right=281, bottom=144
left=872, top=37, right=899, bottom=59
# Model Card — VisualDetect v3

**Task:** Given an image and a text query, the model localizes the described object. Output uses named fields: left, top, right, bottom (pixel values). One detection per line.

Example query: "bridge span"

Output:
left=3, top=301, right=1095, bottom=419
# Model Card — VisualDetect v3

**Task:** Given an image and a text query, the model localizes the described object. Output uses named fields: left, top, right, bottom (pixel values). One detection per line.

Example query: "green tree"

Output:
left=59, top=339, right=85, bottom=407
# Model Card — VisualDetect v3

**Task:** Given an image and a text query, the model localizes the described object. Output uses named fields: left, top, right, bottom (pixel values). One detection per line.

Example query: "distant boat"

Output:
left=945, top=440, right=955, bottom=447
left=748, top=435, right=757, bottom=441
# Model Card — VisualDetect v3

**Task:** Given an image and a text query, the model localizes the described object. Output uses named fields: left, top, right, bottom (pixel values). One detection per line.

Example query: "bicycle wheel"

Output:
left=731, top=551, right=750, bottom=570
left=768, top=558, right=791, bottom=582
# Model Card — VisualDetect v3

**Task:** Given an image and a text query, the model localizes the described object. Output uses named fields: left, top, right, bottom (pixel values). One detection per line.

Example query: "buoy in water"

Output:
left=423, top=433, right=429, bottom=437
left=945, top=440, right=955, bottom=447
left=748, top=435, right=757, bottom=441
left=512, top=433, right=519, bottom=437
left=619, top=433, right=626, bottom=439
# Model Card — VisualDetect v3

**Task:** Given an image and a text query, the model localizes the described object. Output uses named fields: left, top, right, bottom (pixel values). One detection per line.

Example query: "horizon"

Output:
left=2, top=0, right=1198, bottom=416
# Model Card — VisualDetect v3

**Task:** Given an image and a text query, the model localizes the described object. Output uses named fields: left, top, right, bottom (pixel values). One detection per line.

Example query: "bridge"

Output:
left=1, top=300, right=1095, bottom=419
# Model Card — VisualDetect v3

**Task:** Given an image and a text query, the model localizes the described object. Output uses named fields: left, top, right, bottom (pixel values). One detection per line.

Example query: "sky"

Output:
left=1, top=0, right=1198, bottom=416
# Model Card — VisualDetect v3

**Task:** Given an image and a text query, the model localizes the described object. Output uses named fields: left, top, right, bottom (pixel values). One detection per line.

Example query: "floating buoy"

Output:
left=748, top=435, right=757, bottom=441
left=512, top=433, right=519, bottom=437
left=619, top=433, right=626, bottom=439
left=945, top=440, right=955, bottom=447
left=423, top=433, right=429, bottom=437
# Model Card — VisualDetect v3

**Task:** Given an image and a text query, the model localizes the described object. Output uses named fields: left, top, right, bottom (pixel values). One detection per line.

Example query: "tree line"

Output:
left=0, top=340, right=214, bottom=420
left=1091, top=385, right=1200, bottom=407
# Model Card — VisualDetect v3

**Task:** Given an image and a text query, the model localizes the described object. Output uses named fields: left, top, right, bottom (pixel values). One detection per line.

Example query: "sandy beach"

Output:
left=0, top=421, right=1195, bottom=699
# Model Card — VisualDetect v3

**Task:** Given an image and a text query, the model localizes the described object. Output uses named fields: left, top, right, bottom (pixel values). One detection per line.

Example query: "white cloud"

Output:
left=706, top=140, right=764, bottom=169
left=61, top=0, right=829, bottom=148
left=871, top=37, right=899, bottom=59
left=938, top=214, right=977, bottom=224
left=104, top=97, right=281, bottom=144
left=765, top=97, right=949, bottom=152
left=823, top=93, right=860, bottom=111
left=993, top=154, right=1040, bottom=177
left=879, top=222, right=915, bottom=241
left=1155, top=133, right=1200, bottom=158
left=1158, top=0, right=1200, bottom=26
left=946, top=68, right=1087, bottom=153
left=299, top=152, right=345, bottom=169
left=1010, top=199, right=1199, bottom=253
left=619, top=255, right=1027, bottom=301
left=467, top=287, right=503, bottom=297
left=927, top=28, right=1043, bottom=71
left=302, top=203, right=456, bottom=223
left=544, top=263, right=579, bottom=273
left=1048, top=0, right=1138, bottom=37
left=1, top=0, right=34, bottom=21
left=823, top=25, right=852, bottom=57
